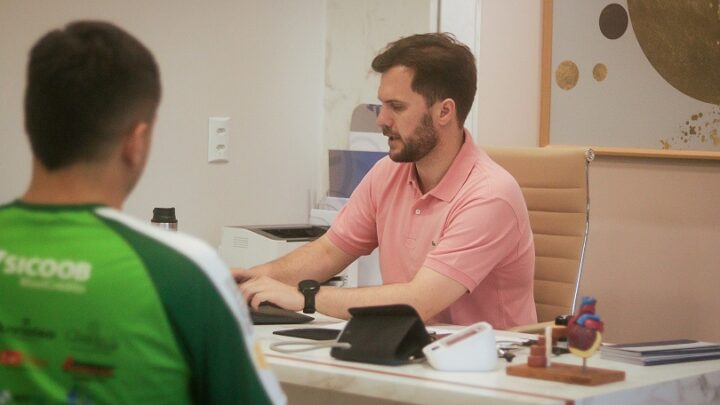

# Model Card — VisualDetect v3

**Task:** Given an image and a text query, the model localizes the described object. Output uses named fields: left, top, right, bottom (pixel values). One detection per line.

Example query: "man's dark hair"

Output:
left=24, top=21, right=161, bottom=170
left=371, top=33, right=476, bottom=126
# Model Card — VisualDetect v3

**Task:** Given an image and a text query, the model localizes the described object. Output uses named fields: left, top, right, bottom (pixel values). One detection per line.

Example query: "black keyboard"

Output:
left=251, top=303, right=314, bottom=325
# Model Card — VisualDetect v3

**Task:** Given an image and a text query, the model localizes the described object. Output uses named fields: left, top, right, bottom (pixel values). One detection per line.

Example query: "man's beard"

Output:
left=385, top=113, right=438, bottom=163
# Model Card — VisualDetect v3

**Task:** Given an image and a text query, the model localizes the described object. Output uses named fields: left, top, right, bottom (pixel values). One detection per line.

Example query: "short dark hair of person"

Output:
left=24, top=21, right=161, bottom=170
left=371, top=33, right=477, bottom=127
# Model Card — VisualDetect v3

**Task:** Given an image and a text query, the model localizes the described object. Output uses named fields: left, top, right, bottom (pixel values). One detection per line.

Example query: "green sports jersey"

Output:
left=0, top=201, right=285, bottom=404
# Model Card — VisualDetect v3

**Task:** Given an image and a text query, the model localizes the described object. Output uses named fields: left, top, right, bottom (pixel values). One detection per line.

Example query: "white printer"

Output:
left=219, top=224, right=358, bottom=287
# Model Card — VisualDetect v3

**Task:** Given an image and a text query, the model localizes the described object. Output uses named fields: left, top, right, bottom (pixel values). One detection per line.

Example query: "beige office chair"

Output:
left=482, top=146, right=594, bottom=332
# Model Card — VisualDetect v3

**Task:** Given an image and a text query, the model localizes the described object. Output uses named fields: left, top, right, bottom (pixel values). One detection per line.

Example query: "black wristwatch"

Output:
left=298, top=279, right=321, bottom=314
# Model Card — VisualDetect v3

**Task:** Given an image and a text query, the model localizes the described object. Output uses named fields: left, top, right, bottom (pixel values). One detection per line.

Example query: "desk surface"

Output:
left=256, top=316, right=720, bottom=405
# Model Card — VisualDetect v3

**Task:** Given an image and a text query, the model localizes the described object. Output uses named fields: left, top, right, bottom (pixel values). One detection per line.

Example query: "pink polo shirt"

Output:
left=327, top=133, right=536, bottom=329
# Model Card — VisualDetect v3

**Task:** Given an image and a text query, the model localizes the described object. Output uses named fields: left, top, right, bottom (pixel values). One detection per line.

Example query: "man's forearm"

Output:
left=315, top=267, right=468, bottom=322
left=250, top=243, right=324, bottom=284
left=314, top=284, right=420, bottom=320
left=249, top=235, right=356, bottom=285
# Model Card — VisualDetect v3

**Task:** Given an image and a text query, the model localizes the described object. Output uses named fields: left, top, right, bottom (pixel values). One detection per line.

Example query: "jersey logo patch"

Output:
left=0, top=249, right=92, bottom=294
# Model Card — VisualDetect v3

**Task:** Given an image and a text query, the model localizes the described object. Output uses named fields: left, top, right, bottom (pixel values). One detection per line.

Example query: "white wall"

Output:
left=476, top=0, right=542, bottom=147
left=438, top=0, right=480, bottom=139
left=0, top=0, right=326, bottom=247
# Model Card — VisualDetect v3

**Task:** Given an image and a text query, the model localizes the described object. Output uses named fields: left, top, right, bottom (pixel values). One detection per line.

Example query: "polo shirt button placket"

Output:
left=415, top=209, right=421, bottom=215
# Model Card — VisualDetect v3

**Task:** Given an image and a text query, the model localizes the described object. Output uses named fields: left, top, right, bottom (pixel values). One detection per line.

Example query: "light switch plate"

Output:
left=208, top=116, right=229, bottom=163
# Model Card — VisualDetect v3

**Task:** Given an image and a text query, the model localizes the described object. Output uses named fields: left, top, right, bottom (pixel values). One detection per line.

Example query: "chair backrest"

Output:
left=482, top=146, right=593, bottom=323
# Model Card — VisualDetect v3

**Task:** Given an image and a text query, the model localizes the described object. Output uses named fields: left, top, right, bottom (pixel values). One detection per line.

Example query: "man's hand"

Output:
left=231, top=267, right=253, bottom=284
left=239, top=276, right=304, bottom=311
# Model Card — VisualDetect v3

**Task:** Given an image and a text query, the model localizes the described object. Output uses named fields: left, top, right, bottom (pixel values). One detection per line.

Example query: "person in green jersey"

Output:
left=0, top=21, right=285, bottom=404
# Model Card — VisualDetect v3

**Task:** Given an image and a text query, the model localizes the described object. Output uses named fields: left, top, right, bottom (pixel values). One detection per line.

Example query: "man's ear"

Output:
left=436, top=98, right=456, bottom=126
left=121, top=121, right=151, bottom=168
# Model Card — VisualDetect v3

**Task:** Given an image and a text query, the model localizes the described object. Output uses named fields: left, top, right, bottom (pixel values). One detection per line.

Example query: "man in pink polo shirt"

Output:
left=237, top=33, right=536, bottom=329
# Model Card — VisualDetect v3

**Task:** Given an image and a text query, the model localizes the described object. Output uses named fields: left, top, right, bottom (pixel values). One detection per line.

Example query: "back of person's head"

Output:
left=371, top=32, right=477, bottom=127
left=24, top=21, right=161, bottom=171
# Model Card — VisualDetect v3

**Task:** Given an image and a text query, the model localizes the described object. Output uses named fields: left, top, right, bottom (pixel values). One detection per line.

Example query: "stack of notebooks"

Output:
left=600, top=339, right=720, bottom=366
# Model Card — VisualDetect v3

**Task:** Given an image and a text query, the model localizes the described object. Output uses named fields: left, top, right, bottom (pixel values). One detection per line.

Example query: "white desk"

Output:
left=256, top=316, right=720, bottom=405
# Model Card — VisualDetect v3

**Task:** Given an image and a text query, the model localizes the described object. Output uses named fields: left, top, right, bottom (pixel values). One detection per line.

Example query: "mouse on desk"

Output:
left=250, top=302, right=314, bottom=325
left=256, top=301, right=283, bottom=310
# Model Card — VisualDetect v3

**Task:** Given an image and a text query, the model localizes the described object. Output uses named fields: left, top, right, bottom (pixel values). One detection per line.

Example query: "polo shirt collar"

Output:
left=425, top=130, right=478, bottom=202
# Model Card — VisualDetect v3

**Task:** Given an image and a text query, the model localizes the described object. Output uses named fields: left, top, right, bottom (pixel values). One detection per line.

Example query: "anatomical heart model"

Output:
left=567, top=296, right=604, bottom=370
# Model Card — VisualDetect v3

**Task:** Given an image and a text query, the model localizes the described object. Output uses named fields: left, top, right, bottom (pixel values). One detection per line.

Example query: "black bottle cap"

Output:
left=152, top=207, right=177, bottom=223
left=555, top=314, right=571, bottom=326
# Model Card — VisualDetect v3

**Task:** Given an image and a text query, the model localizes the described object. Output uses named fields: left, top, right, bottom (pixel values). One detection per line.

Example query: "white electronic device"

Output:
left=218, top=224, right=357, bottom=287
left=423, top=322, right=497, bottom=372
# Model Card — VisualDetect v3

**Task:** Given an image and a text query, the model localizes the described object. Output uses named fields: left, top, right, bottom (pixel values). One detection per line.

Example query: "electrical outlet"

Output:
left=208, top=117, right=229, bottom=163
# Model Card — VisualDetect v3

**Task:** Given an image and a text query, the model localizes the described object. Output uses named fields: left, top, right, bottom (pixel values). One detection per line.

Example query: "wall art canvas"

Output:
left=541, top=0, right=720, bottom=159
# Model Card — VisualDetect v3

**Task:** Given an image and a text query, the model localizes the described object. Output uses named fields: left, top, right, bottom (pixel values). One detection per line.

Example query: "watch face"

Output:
left=299, top=279, right=320, bottom=292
